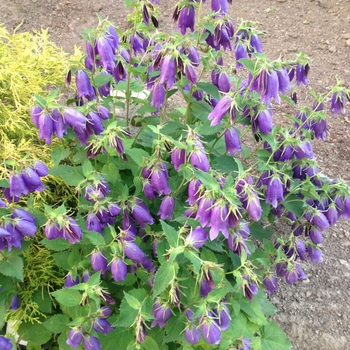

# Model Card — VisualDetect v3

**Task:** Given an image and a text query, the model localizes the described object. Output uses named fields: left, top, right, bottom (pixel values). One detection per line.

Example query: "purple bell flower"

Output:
left=75, top=70, right=95, bottom=100
left=34, top=160, right=48, bottom=177
left=106, top=25, right=119, bottom=53
left=160, top=55, right=177, bottom=89
left=131, top=198, right=155, bottom=228
left=111, top=258, right=127, bottom=282
left=209, top=202, right=229, bottom=240
left=184, top=325, right=201, bottom=344
left=93, top=318, right=115, bottom=335
left=86, top=213, right=102, bottom=234
left=235, top=44, right=248, bottom=69
left=200, top=318, right=221, bottom=345
left=311, top=211, right=329, bottom=231
left=217, top=71, right=231, bottom=92
left=246, top=193, right=262, bottom=222
left=9, top=173, right=29, bottom=198
left=91, top=250, right=108, bottom=274
left=265, top=177, right=284, bottom=208
left=63, top=108, right=86, bottom=130
left=150, top=163, right=171, bottom=196
left=184, top=64, right=198, bottom=85
left=38, top=113, right=54, bottom=144
left=295, top=64, right=309, bottom=86
left=51, top=109, right=67, bottom=139
left=308, top=245, right=324, bottom=263
left=224, top=127, right=241, bottom=155
left=256, top=108, right=273, bottom=134
left=186, top=46, right=200, bottom=67
left=213, top=303, right=231, bottom=331
left=83, top=335, right=102, bottom=350
left=151, top=300, right=172, bottom=328
left=325, top=204, right=338, bottom=226
left=124, top=241, right=153, bottom=270
left=200, top=279, right=214, bottom=297
left=190, top=144, right=210, bottom=172
left=171, top=148, right=186, bottom=171
left=277, top=68, right=291, bottom=94
left=263, top=275, right=278, bottom=294
left=14, top=218, right=37, bottom=237
left=296, top=240, right=307, bottom=260
left=187, top=179, right=202, bottom=206
left=330, top=91, right=346, bottom=115
left=64, top=272, right=79, bottom=288
left=21, top=167, right=44, bottom=192
left=178, top=5, right=195, bottom=35
left=208, top=96, right=232, bottom=126
left=66, top=328, right=83, bottom=349
left=97, top=37, right=115, bottom=71
left=211, top=0, right=228, bottom=13
left=158, top=196, right=175, bottom=220
left=185, top=227, right=208, bottom=249
left=150, top=82, right=166, bottom=111
left=239, top=337, right=252, bottom=350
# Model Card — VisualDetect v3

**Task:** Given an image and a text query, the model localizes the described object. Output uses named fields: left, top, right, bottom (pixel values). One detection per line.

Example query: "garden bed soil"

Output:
left=1, top=0, right=350, bottom=349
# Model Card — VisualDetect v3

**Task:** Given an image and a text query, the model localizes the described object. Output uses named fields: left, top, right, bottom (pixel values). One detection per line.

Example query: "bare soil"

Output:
left=1, top=0, right=350, bottom=349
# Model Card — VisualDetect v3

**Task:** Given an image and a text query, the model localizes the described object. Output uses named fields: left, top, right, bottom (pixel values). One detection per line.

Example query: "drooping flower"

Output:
left=190, top=142, right=210, bottom=172
left=200, top=317, right=222, bottom=345
left=184, top=325, right=201, bottom=344
left=66, top=327, right=84, bottom=348
left=307, top=245, right=324, bottom=263
left=171, top=148, right=186, bottom=171
left=160, top=55, right=177, bottom=89
left=157, top=196, right=175, bottom=220
left=91, top=250, right=108, bottom=274
left=265, top=176, right=284, bottom=208
left=263, top=275, right=278, bottom=294
left=177, top=5, right=195, bottom=35
left=150, top=82, right=166, bottom=111
left=83, top=335, right=102, bottom=350
left=93, top=318, right=115, bottom=335
left=224, top=127, right=241, bottom=155
left=151, top=299, right=172, bottom=328
left=63, top=108, right=87, bottom=130
left=150, top=163, right=171, bottom=196
left=209, top=202, right=229, bottom=240
left=185, top=227, right=208, bottom=249
left=75, top=70, right=95, bottom=100
left=97, top=36, right=115, bottom=71
left=295, top=63, right=309, bottom=86
left=213, top=303, right=231, bottom=331
left=184, top=64, right=198, bottom=85
left=330, top=91, right=346, bottom=115
left=208, top=96, right=232, bottom=126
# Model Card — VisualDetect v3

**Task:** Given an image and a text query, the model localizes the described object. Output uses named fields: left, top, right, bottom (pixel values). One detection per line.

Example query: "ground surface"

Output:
left=1, top=0, right=350, bottom=349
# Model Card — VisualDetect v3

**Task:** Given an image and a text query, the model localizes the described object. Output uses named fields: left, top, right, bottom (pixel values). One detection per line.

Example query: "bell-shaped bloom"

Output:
left=151, top=300, right=172, bottom=328
left=187, top=179, right=202, bottom=206
left=38, top=113, right=54, bottom=144
left=30, top=106, right=42, bottom=127
left=9, top=173, right=29, bottom=198
left=111, top=258, right=127, bottom=282
left=209, top=202, right=229, bottom=240
left=75, top=70, right=95, bottom=100
left=239, top=337, right=252, bottom=350
left=160, top=55, right=177, bottom=89
left=178, top=5, right=195, bottom=35
left=185, top=227, right=208, bottom=249
left=224, top=127, right=241, bottom=155
left=257, top=108, right=273, bottom=134
left=246, top=192, right=262, bottom=222
left=66, top=328, right=83, bottom=348
left=217, top=71, right=230, bottom=92
left=212, top=0, right=228, bottom=13
left=97, top=37, right=115, bottom=71
left=64, top=272, right=79, bottom=288
left=93, top=318, right=115, bottom=335
left=21, top=167, right=44, bottom=192
left=86, top=213, right=102, bottom=234
left=150, top=82, right=166, bottom=111
left=14, top=218, right=37, bottom=237
left=83, top=335, right=102, bottom=350
left=63, top=108, right=86, bottom=130
left=33, top=160, right=48, bottom=177
left=87, top=112, right=104, bottom=135
left=184, top=325, right=201, bottom=344
left=91, top=250, right=108, bottom=274
left=330, top=91, right=346, bottom=115
left=106, top=25, right=119, bottom=53
left=325, top=204, right=338, bottom=226
left=124, top=240, right=152, bottom=270
left=311, top=211, right=329, bottom=231
left=208, top=96, right=232, bottom=126
left=171, top=148, right=186, bottom=171
left=213, top=303, right=231, bottom=331
left=263, top=275, right=278, bottom=294
left=235, top=43, right=248, bottom=69
left=186, top=46, right=200, bottom=67
left=265, top=177, right=284, bottom=208
left=296, top=240, right=307, bottom=260
left=190, top=145, right=210, bottom=172
left=158, top=196, right=175, bottom=220
left=184, top=64, right=198, bottom=85
left=295, top=64, right=309, bottom=86
left=308, top=245, right=324, bottom=263
left=250, top=33, right=263, bottom=54
left=200, top=318, right=222, bottom=345
left=310, top=228, right=323, bottom=244
left=277, top=68, right=291, bottom=94
left=151, top=163, right=171, bottom=196
left=131, top=199, right=154, bottom=228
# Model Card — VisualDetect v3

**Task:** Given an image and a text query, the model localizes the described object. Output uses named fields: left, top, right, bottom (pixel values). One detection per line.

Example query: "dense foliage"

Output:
left=0, top=0, right=349, bottom=349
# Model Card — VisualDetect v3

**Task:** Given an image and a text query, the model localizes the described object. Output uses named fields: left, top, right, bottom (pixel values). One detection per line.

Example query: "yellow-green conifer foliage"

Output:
left=0, top=25, right=81, bottom=176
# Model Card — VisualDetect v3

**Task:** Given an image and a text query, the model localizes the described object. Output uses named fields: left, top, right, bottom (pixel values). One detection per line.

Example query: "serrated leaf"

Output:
left=125, top=148, right=150, bottom=166
left=260, top=321, right=292, bottom=350
left=49, top=165, right=84, bottom=186
left=193, top=169, right=220, bottom=191
left=153, top=262, right=177, bottom=298
left=0, top=256, right=23, bottom=281
left=238, top=58, right=256, bottom=74
left=52, top=147, right=70, bottom=167
left=184, top=250, right=201, bottom=274
left=197, top=82, right=220, bottom=100
left=40, top=238, right=71, bottom=251
left=163, top=312, right=185, bottom=343
left=82, top=160, right=94, bottom=177
left=52, top=289, right=81, bottom=307
left=84, top=230, right=106, bottom=246
left=143, top=336, right=160, bottom=350
left=113, top=298, right=139, bottom=327
left=18, top=323, right=52, bottom=345
left=160, top=221, right=179, bottom=248
left=283, top=195, right=305, bottom=217
left=249, top=222, right=274, bottom=240
left=94, top=73, right=112, bottom=87
left=124, top=291, right=142, bottom=310
left=43, top=314, right=70, bottom=333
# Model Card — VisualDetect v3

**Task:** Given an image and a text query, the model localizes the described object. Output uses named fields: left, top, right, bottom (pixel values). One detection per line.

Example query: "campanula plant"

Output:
left=1, top=0, right=350, bottom=349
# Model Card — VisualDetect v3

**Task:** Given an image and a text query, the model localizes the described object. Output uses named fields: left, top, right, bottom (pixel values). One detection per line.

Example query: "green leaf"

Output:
left=184, top=250, right=201, bottom=274
left=18, top=323, right=52, bottom=345
left=193, top=169, right=220, bottom=191
left=82, top=160, right=94, bottom=177
left=160, top=221, right=179, bottom=248
left=143, top=336, right=160, bottom=350
left=153, top=262, right=177, bottom=298
left=52, top=147, right=70, bottom=167
left=84, top=230, right=106, bottom=246
left=52, top=251, right=71, bottom=269
left=32, top=289, right=52, bottom=314
left=125, top=148, right=150, bottom=166
left=197, top=82, right=220, bottom=100
left=43, top=314, right=70, bottom=333
left=52, top=289, right=81, bottom=307
left=238, top=58, right=256, bottom=74
left=40, top=238, right=71, bottom=251
left=0, top=256, right=23, bottom=281
left=49, top=165, right=84, bottom=186
left=114, top=298, right=139, bottom=327
left=124, top=291, right=142, bottom=310
left=283, top=195, right=305, bottom=217
left=249, top=222, right=274, bottom=240
left=211, top=155, right=239, bottom=174
left=94, top=73, right=112, bottom=87
left=260, top=321, right=292, bottom=350
left=164, top=312, right=186, bottom=343
left=26, top=342, right=41, bottom=350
